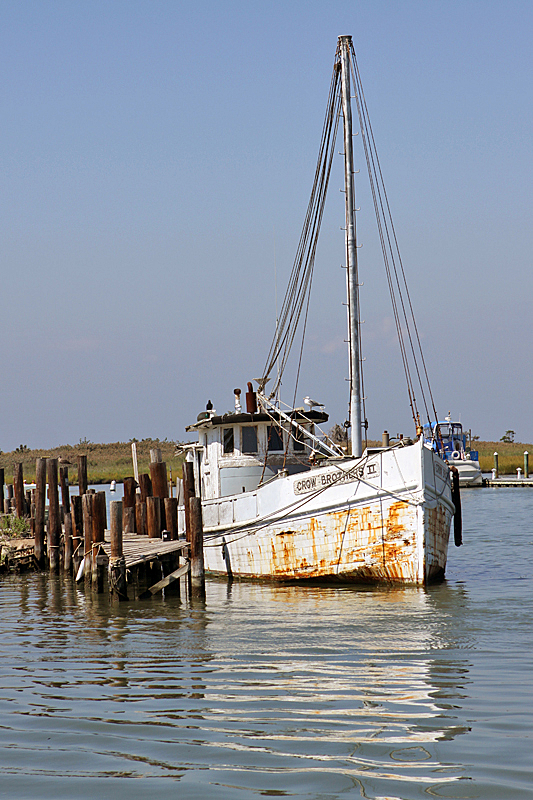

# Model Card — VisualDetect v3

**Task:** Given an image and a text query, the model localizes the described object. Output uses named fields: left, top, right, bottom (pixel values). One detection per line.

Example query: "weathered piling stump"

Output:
left=78, top=455, right=88, bottom=497
left=183, top=461, right=195, bottom=543
left=34, top=458, right=47, bottom=567
left=123, top=477, right=136, bottom=533
left=146, top=496, right=161, bottom=539
left=109, top=500, right=127, bottom=601
left=91, top=492, right=106, bottom=591
left=189, top=496, right=205, bottom=599
left=150, top=461, right=169, bottom=532
left=70, top=494, right=83, bottom=572
left=47, top=459, right=61, bottom=572
left=164, top=497, right=178, bottom=540
left=13, top=463, right=24, bottom=518
left=135, top=499, right=147, bottom=536
left=82, top=493, right=93, bottom=585
left=138, top=473, right=153, bottom=502
left=59, top=465, right=70, bottom=515
left=64, top=512, right=73, bottom=572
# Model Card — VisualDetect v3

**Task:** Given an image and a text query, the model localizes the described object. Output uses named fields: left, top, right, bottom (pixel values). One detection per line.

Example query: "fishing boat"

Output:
left=424, top=415, right=482, bottom=486
left=177, top=35, right=457, bottom=584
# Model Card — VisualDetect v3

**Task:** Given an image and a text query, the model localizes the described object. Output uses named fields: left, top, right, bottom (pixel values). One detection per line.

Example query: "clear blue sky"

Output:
left=2, top=0, right=532, bottom=450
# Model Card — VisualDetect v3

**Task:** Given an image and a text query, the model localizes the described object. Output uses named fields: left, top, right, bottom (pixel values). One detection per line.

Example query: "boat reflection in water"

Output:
left=1, top=575, right=474, bottom=799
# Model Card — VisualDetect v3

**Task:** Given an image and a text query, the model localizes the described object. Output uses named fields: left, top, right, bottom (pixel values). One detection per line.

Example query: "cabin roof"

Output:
left=186, top=408, right=329, bottom=432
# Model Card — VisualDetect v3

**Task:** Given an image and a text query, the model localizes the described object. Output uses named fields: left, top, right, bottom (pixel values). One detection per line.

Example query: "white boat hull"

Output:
left=182, top=439, right=454, bottom=586
left=448, top=458, right=482, bottom=486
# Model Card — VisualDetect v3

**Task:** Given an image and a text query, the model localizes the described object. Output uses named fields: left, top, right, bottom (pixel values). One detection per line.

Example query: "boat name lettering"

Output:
left=294, top=463, right=380, bottom=495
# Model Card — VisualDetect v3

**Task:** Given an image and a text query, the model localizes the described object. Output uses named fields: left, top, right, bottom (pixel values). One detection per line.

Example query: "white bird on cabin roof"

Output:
left=303, top=396, right=325, bottom=410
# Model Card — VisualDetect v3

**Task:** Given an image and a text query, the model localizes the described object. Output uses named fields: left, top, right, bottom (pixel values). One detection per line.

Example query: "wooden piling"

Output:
left=70, top=494, right=83, bottom=567
left=525, top=451, right=529, bottom=479
left=34, top=458, right=47, bottom=567
left=91, top=491, right=107, bottom=592
left=109, top=501, right=127, bottom=601
left=138, top=473, right=153, bottom=503
left=13, top=463, right=24, bottom=518
left=183, top=461, right=195, bottom=543
left=82, top=493, right=93, bottom=584
left=146, top=496, right=161, bottom=539
left=494, top=451, right=499, bottom=479
left=135, top=501, right=147, bottom=536
left=0, top=468, right=4, bottom=513
left=189, top=496, right=205, bottom=599
left=59, top=465, right=70, bottom=514
left=78, top=455, right=88, bottom=496
left=64, top=512, right=73, bottom=572
left=47, top=458, right=61, bottom=572
left=150, top=448, right=163, bottom=464
left=164, top=497, right=178, bottom=540
left=123, top=476, right=136, bottom=533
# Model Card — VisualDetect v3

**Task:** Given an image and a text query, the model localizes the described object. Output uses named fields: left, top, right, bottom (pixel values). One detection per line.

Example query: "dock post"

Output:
left=78, top=455, right=88, bottom=497
left=109, top=500, right=127, bottom=601
left=82, top=493, right=93, bottom=585
left=13, top=463, right=24, bottom=518
left=91, top=492, right=106, bottom=592
left=525, top=451, right=529, bottom=479
left=189, top=496, right=205, bottom=599
left=164, top=497, right=178, bottom=540
left=47, top=458, right=61, bottom=572
left=59, top=465, right=70, bottom=515
left=123, top=477, right=136, bottom=533
left=150, top=461, right=169, bottom=532
left=34, top=458, right=47, bottom=567
left=146, top=496, right=161, bottom=539
left=64, top=512, right=73, bottom=572
left=0, top=468, right=4, bottom=513
left=135, top=498, right=147, bottom=535
left=493, top=452, right=499, bottom=479
left=71, top=494, right=83, bottom=572
left=183, top=461, right=195, bottom=543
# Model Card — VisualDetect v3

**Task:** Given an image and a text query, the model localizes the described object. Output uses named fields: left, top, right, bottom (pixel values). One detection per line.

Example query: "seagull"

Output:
left=303, top=396, right=325, bottom=410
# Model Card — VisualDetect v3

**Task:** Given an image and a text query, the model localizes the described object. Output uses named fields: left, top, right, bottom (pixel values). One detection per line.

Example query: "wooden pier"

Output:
left=1, top=451, right=206, bottom=601
left=483, top=477, right=533, bottom=488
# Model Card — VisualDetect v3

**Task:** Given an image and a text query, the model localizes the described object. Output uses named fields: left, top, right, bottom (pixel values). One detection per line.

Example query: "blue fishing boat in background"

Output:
left=424, top=413, right=482, bottom=486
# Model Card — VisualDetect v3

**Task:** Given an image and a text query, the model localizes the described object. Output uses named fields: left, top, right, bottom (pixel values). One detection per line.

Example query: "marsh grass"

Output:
left=475, top=441, right=533, bottom=474
left=0, top=439, right=185, bottom=485
left=1, top=437, right=530, bottom=484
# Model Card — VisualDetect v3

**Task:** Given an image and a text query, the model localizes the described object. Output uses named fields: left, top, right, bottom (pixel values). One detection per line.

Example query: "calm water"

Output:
left=0, top=488, right=531, bottom=800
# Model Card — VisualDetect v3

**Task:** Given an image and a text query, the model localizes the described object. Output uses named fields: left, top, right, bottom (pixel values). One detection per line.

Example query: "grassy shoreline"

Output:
left=0, top=438, right=530, bottom=484
left=0, top=440, right=185, bottom=485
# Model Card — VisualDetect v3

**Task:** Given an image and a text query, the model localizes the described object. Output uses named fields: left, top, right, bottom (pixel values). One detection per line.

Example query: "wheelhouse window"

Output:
left=242, top=426, right=258, bottom=454
left=267, top=425, right=284, bottom=452
left=223, top=427, right=234, bottom=454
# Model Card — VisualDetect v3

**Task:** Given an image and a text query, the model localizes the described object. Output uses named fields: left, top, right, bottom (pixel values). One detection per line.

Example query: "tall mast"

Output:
left=339, top=35, right=362, bottom=458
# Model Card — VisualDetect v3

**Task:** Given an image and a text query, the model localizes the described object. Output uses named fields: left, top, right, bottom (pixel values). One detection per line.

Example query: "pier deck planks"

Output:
left=100, top=534, right=188, bottom=569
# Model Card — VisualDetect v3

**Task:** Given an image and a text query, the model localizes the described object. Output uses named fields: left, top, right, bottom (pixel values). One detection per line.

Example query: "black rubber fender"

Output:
left=450, top=465, right=462, bottom=546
